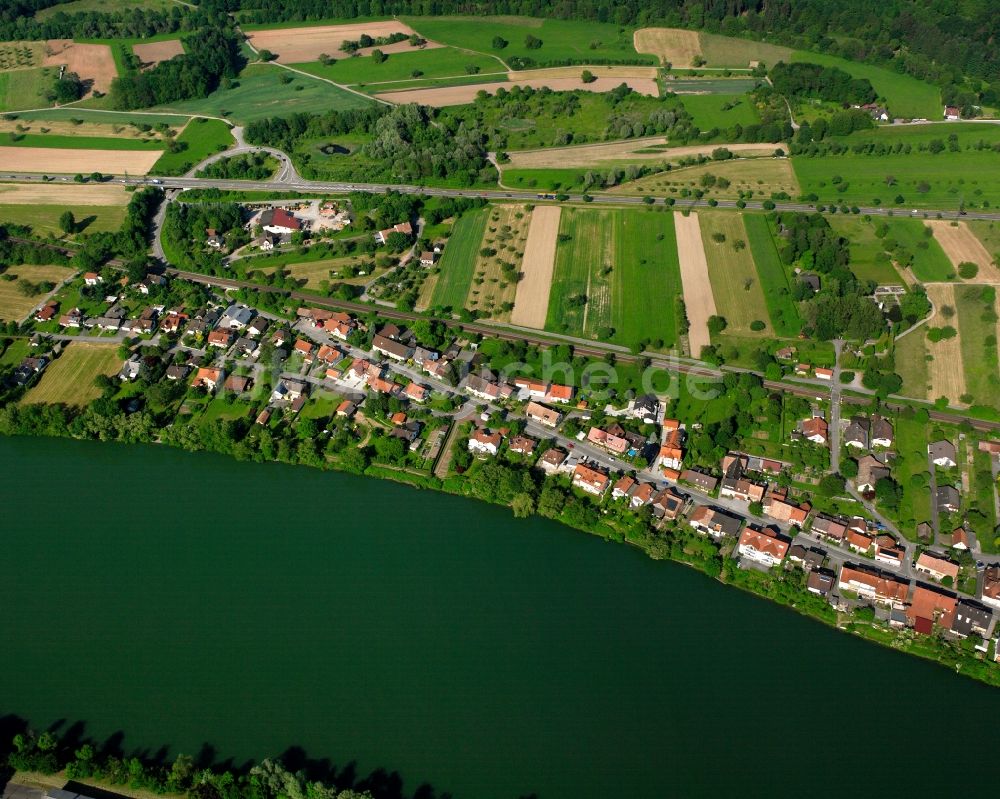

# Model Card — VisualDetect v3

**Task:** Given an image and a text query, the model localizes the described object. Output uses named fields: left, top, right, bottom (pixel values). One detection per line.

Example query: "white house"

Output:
left=468, top=429, right=501, bottom=456
left=737, top=527, right=789, bottom=568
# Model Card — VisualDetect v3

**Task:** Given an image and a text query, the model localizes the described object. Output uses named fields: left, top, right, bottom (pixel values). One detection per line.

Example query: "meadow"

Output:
left=791, top=148, right=1000, bottom=210
left=883, top=219, right=953, bottom=282
left=893, top=414, right=933, bottom=531
left=22, top=342, right=119, bottom=406
left=15, top=108, right=189, bottom=127
left=150, top=64, right=372, bottom=125
left=402, top=16, right=655, bottom=67
left=428, top=207, right=489, bottom=311
left=954, top=285, right=1000, bottom=406
left=967, top=221, right=1000, bottom=262
left=826, top=216, right=901, bottom=285
left=697, top=32, right=792, bottom=68
left=293, top=47, right=502, bottom=88
left=150, top=118, right=234, bottom=176
left=893, top=329, right=929, bottom=400
left=789, top=50, right=941, bottom=120
left=0, top=203, right=126, bottom=236
left=698, top=211, right=772, bottom=336
left=544, top=207, right=680, bottom=350
left=0, top=132, right=165, bottom=150
left=0, top=66, right=57, bottom=111
left=678, top=93, right=760, bottom=130
left=613, top=156, right=798, bottom=200
left=0, top=264, right=73, bottom=321
left=742, top=213, right=800, bottom=336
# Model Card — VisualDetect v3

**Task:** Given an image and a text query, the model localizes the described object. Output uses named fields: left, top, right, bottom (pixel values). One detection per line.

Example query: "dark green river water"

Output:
left=1, top=436, right=997, bottom=798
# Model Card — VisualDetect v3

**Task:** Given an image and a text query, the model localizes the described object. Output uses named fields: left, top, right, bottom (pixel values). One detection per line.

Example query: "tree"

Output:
left=371, top=48, right=386, bottom=64
left=958, top=261, right=979, bottom=279
left=59, top=209, right=76, bottom=235
left=512, top=492, right=535, bottom=518
left=581, top=69, right=596, bottom=83
left=524, top=34, right=542, bottom=49
left=708, top=315, right=728, bottom=335
left=492, top=36, right=508, bottom=50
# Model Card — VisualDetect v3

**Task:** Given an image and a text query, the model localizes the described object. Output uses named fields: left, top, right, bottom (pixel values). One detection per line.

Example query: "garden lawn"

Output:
left=402, top=16, right=654, bottom=67
left=293, top=47, right=502, bottom=87
left=884, top=219, right=953, bottom=281
left=827, top=216, right=901, bottom=284
left=743, top=213, right=800, bottom=336
left=894, top=329, right=929, bottom=400
left=21, top=342, right=119, bottom=406
left=0, top=264, right=73, bottom=320
left=789, top=50, right=941, bottom=120
left=150, top=64, right=373, bottom=125
left=429, top=207, right=488, bottom=311
left=680, top=93, right=760, bottom=130
left=150, top=118, right=234, bottom=176
left=893, top=414, right=933, bottom=533
left=953, top=284, right=1000, bottom=407
left=699, top=211, right=772, bottom=336
left=970, top=447, right=999, bottom=551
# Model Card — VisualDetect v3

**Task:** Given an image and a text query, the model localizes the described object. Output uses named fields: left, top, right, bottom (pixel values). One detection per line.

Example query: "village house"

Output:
left=629, top=395, right=660, bottom=424
left=413, top=346, right=439, bottom=367
left=316, top=343, right=341, bottom=365
left=336, top=400, right=356, bottom=418
left=856, top=454, right=891, bottom=493
left=763, top=492, right=809, bottom=526
left=688, top=505, right=743, bottom=539
left=372, top=333, right=414, bottom=362
left=572, top=463, right=611, bottom=496
left=224, top=374, right=252, bottom=393
left=952, top=600, right=992, bottom=638
left=259, top=208, right=303, bottom=235
left=391, top=420, right=422, bottom=447
left=814, top=367, right=833, bottom=381
left=929, top=440, right=957, bottom=468
left=788, top=545, right=826, bottom=571
left=944, top=105, right=961, bottom=120
left=419, top=251, right=437, bottom=266
left=192, top=367, right=222, bottom=392
left=293, top=339, right=315, bottom=363
left=951, top=527, right=970, bottom=551
left=914, top=552, right=960, bottom=584
left=58, top=308, right=83, bottom=329
left=844, top=417, right=870, bottom=449
left=525, top=401, right=562, bottom=428
left=233, top=337, right=260, bottom=358
left=160, top=310, right=188, bottom=334
left=775, top=346, right=796, bottom=361
left=207, top=329, right=233, bottom=348
left=936, top=485, right=960, bottom=513
left=205, top=228, right=223, bottom=249
left=807, top=570, right=835, bottom=596
left=907, top=584, right=958, bottom=633
left=612, top=475, right=636, bottom=501
left=248, top=317, right=270, bottom=338
left=34, top=301, right=58, bottom=323
left=539, top=447, right=567, bottom=475
left=508, top=434, right=537, bottom=457
left=256, top=408, right=271, bottom=426
left=838, top=564, right=909, bottom=608
left=874, top=536, right=905, bottom=568
left=871, top=416, right=894, bottom=448
left=846, top=527, right=874, bottom=553
left=368, top=375, right=402, bottom=396
left=794, top=363, right=811, bottom=377
left=118, top=355, right=144, bottom=382
left=272, top=378, right=306, bottom=403
left=165, top=363, right=190, bottom=382
left=545, top=383, right=574, bottom=404
left=737, top=526, right=789, bottom=568
left=982, top=566, right=1000, bottom=610
left=83, top=272, right=102, bottom=286
left=587, top=425, right=631, bottom=456
left=468, top=429, right=502, bottom=456
left=404, top=382, right=428, bottom=403
left=466, top=373, right=512, bottom=401
left=137, top=275, right=167, bottom=296
left=801, top=416, right=828, bottom=445
left=219, top=304, right=255, bottom=331
left=374, top=221, right=413, bottom=245
left=680, top=469, right=719, bottom=493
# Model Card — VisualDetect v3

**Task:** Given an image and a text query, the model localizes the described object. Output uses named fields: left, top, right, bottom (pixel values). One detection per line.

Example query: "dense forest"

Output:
left=207, top=0, right=998, bottom=101
left=769, top=62, right=876, bottom=105
left=109, top=21, right=244, bottom=109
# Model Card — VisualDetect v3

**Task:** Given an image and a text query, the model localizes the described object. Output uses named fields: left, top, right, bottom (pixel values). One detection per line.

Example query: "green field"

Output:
left=789, top=51, right=941, bottom=120
left=150, top=64, right=373, bottom=125
left=893, top=414, right=933, bottom=532
left=698, top=32, right=793, bottom=68
left=970, top=447, right=999, bottom=550
left=954, top=285, right=1000, bottom=405
left=743, top=214, right=800, bottom=336
left=36, top=0, right=174, bottom=18
left=883, top=219, right=953, bottom=282
left=150, top=118, right=234, bottom=176
left=0, top=66, right=58, bottom=112
left=293, top=47, right=502, bottom=87
left=0, top=203, right=126, bottom=236
left=0, top=131, right=165, bottom=150
left=612, top=156, right=799, bottom=200
left=14, top=108, right=190, bottom=127
left=894, top=328, right=929, bottom=400
left=826, top=216, right=901, bottom=284
left=429, top=208, right=489, bottom=311
left=967, top=221, right=1000, bottom=263
left=21, top=342, right=119, bottom=406
left=699, top=211, right=772, bottom=336
left=404, top=16, right=655, bottom=67
left=544, top=207, right=680, bottom=349
left=679, top=93, right=760, bottom=131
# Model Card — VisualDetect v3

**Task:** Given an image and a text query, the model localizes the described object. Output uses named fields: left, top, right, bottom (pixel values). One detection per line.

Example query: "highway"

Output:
left=2, top=170, right=999, bottom=221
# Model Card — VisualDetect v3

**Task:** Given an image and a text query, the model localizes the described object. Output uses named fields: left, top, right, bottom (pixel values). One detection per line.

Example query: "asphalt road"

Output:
left=3, top=171, right=999, bottom=221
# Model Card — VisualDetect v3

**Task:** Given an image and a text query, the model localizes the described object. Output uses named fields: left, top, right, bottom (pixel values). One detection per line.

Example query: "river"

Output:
left=1, top=436, right=998, bottom=798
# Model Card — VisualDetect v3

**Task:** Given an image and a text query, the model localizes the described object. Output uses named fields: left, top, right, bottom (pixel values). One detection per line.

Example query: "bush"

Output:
left=958, top=261, right=979, bottom=279
left=749, top=320, right=766, bottom=332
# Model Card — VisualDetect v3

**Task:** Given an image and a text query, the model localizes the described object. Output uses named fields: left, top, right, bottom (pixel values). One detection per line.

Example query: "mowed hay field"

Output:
left=43, top=39, right=117, bottom=95
left=612, top=157, right=797, bottom=199
left=926, top=220, right=1000, bottom=283
left=429, top=208, right=489, bottom=311
left=466, top=203, right=530, bottom=321
left=633, top=28, right=701, bottom=67
left=245, top=21, right=431, bottom=62
left=699, top=212, right=772, bottom=336
left=545, top=207, right=681, bottom=350
left=885, top=219, right=953, bottom=282
left=507, top=140, right=777, bottom=170
left=679, top=94, right=761, bottom=130
left=827, top=216, right=902, bottom=285
left=133, top=39, right=185, bottom=69
left=673, top=211, right=715, bottom=356
left=0, top=264, right=73, bottom=321
left=0, top=182, right=131, bottom=205
left=511, top=205, right=560, bottom=328
left=377, top=75, right=658, bottom=106
left=954, top=284, right=1000, bottom=406
left=22, top=342, right=119, bottom=406
left=698, top=32, right=793, bottom=68
left=0, top=146, right=163, bottom=174
left=924, top=283, right=967, bottom=404
left=743, top=214, right=800, bottom=337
